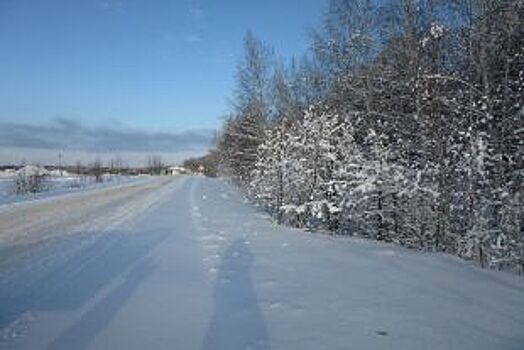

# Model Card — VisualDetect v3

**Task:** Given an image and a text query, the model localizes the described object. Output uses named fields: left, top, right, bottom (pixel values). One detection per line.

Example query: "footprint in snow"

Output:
left=375, top=250, right=395, bottom=256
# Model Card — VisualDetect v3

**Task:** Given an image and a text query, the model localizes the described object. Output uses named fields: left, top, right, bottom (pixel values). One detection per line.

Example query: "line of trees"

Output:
left=211, top=0, right=524, bottom=273
left=183, top=152, right=219, bottom=176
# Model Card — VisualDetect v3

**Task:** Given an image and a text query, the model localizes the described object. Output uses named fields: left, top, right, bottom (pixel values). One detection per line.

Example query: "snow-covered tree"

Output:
left=212, top=0, right=524, bottom=273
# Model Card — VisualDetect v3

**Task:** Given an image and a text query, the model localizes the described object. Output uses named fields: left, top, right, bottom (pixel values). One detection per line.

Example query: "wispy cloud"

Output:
left=98, top=0, right=125, bottom=11
left=163, top=33, right=176, bottom=42
left=0, top=118, right=214, bottom=153
left=185, top=4, right=206, bottom=44
left=184, top=34, right=203, bottom=43
left=189, top=6, right=204, bottom=20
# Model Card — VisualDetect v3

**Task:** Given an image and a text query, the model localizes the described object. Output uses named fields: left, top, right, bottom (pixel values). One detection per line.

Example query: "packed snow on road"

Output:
left=0, top=176, right=523, bottom=350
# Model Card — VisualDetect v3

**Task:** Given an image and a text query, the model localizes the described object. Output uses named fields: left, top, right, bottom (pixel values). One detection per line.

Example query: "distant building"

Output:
left=168, top=166, right=190, bottom=176
left=0, top=168, right=17, bottom=178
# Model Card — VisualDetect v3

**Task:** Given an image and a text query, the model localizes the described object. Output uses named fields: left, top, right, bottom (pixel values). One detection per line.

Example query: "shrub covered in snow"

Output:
left=13, top=166, right=49, bottom=194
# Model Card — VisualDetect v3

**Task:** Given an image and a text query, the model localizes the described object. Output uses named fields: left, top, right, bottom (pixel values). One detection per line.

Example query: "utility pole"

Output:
left=58, top=150, right=63, bottom=176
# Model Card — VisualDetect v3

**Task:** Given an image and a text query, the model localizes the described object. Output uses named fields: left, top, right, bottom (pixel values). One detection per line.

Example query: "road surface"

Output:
left=0, top=176, right=523, bottom=349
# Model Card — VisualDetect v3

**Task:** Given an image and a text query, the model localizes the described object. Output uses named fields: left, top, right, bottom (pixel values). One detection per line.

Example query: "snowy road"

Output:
left=0, top=176, right=523, bottom=349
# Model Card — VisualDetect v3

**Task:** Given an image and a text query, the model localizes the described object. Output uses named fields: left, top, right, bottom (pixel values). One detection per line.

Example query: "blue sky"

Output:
left=0, top=0, right=325, bottom=165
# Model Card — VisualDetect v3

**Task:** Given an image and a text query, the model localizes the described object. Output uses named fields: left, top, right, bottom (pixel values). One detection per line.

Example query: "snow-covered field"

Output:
left=0, top=176, right=523, bottom=350
left=0, top=172, right=143, bottom=207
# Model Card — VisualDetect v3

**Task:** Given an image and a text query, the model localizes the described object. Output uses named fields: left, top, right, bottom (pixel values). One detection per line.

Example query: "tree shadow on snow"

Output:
left=45, top=258, right=154, bottom=350
left=201, top=239, right=270, bottom=350
left=0, top=229, right=168, bottom=329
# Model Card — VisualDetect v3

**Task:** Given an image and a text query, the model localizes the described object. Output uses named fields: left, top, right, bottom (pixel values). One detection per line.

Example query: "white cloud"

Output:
left=189, top=6, right=204, bottom=19
left=98, top=0, right=125, bottom=11
left=184, top=34, right=203, bottom=43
